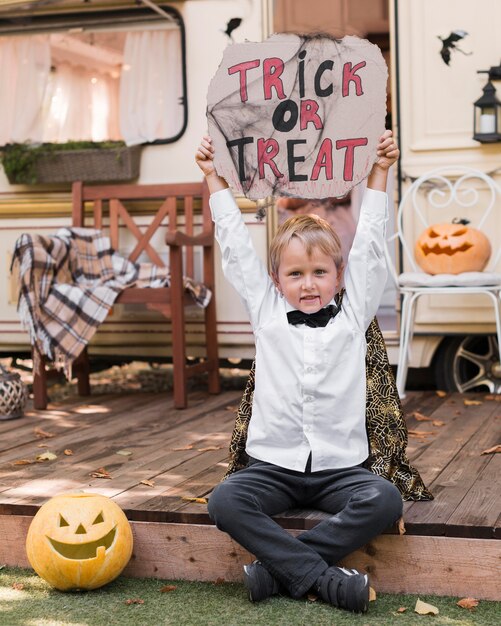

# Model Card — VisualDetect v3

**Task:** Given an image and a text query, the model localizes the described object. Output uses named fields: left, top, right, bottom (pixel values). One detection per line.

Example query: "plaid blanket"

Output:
left=11, top=227, right=211, bottom=372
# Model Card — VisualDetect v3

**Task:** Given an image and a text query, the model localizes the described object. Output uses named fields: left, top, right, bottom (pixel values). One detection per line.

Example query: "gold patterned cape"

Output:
left=223, top=293, right=432, bottom=501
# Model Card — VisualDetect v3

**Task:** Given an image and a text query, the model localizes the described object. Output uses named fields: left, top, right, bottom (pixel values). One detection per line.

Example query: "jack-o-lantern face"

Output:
left=415, top=222, right=491, bottom=275
left=26, top=493, right=133, bottom=591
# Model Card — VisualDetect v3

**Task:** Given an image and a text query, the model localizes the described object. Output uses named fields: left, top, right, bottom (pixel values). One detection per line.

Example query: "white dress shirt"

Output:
left=210, top=187, right=388, bottom=472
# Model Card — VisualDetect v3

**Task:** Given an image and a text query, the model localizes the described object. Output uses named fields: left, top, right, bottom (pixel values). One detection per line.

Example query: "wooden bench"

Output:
left=33, top=181, right=220, bottom=410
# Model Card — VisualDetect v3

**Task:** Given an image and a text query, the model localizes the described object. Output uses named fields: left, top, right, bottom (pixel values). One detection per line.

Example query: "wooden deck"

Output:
left=0, top=388, right=499, bottom=600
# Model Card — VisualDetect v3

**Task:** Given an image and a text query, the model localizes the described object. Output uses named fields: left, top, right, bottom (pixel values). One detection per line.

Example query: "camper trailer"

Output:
left=0, top=0, right=500, bottom=393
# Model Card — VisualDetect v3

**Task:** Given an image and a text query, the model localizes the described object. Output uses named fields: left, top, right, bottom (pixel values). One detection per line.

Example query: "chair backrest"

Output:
left=386, top=167, right=501, bottom=279
left=72, top=181, right=211, bottom=277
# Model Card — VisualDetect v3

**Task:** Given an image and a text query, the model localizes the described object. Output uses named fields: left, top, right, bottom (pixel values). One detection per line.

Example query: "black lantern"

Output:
left=473, top=79, right=501, bottom=143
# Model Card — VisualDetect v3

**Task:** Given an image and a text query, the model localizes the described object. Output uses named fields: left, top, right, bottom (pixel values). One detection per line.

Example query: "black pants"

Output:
left=208, top=458, right=403, bottom=599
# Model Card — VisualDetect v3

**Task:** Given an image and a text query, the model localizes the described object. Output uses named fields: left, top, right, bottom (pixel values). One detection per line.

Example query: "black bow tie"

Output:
left=287, top=304, right=339, bottom=328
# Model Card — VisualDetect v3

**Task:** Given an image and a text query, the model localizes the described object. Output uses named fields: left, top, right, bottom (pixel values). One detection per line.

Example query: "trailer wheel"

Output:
left=434, top=335, right=501, bottom=393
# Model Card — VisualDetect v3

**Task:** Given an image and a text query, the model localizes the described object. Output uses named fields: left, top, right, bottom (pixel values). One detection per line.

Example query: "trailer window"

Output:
left=0, top=5, right=187, bottom=146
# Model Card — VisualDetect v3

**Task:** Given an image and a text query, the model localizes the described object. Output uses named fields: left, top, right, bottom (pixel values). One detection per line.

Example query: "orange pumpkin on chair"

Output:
left=414, top=220, right=491, bottom=275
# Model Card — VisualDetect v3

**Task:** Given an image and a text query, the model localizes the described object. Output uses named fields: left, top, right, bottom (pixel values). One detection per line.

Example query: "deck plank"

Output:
left=404, top=400, right=501, bottom=537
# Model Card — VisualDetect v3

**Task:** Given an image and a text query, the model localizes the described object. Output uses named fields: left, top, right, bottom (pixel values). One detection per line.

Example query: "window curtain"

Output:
left=119, top=29, right=183, bottom=146
left=42, top=63, right=120, bottom=143
left=0, top=35, right=51, bottom=145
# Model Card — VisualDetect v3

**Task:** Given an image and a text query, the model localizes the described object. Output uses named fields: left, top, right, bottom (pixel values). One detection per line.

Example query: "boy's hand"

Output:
left=195, top=136, right=216, bottom=177
left=373, top=129, right=399, bottom=171
left=195, top=135, right=229, bottom=193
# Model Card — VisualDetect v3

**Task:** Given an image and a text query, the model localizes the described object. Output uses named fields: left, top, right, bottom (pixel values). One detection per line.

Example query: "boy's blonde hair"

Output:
left=270, top=213, right=343, bottom=275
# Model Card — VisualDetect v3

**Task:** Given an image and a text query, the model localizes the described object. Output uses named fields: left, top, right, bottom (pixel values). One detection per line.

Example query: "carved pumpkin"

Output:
left=415, top=222, right=491, bottom=275
left=26, top=492, right=133, bottom=591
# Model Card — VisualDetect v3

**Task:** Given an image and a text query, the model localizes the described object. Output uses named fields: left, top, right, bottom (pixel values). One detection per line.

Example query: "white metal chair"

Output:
left=385, top=167, right=501, bottom=396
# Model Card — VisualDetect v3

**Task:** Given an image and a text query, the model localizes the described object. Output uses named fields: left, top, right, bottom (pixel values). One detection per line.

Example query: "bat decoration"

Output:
left=223, top=17, right=242, bottom=41
left=437, top=30, right=471, bottom=66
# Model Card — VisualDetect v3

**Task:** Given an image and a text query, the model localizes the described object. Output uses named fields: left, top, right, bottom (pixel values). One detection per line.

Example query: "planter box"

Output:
left=6, top=145, right=142, bottom=184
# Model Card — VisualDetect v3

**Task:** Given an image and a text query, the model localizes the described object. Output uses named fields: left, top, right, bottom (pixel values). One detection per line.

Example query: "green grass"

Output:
left=0, top=567, right=499, bottom=626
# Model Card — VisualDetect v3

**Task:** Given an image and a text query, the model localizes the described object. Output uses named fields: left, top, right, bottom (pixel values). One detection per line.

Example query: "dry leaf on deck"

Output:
left=408, top=430, right=436, bottom=437
left=369, top=587, right=377, bottom=601
left=432, top=420, right=445, bottom=427
left=435, top=390, right=447, bottom=397
left=90, top=467, right=112, bottom=479
left=396, top=606, right=407, bottom=613
left=64, top=449, right=73, bottom=456
left=480, top=444, right=501, bottom=455
left=172, top=445, right=194, bottom=451
left=36, top=452, right=57, bottom=462
left=125, top=598, right=144, bottom=605
left=457, top=597, right=479, bottom=609
left=414, top=598, right=439, bottom=615
left=463, top=399, right=482, bottom=406
left=13, top=459, right=35, bottom=466
left=37, top=444, right=49, bottom=448
left=197, top=446, right=223, bottom=452
left=225, top=405, right=238, bottom=411
left=412, top=412, right=432, bottom=422
left=11, top=582, right=24, bottom=590
left=181, top=497, right=208, bottom=504
left=397, top=517, right=406, bottom=535
left=485, top=394, right=501, bottom=401
left=140, top=479, right=155, bottom=487
left=160, top=585, right=177, bottom=593
left=116, top=450, right=133, bottom=456
left=34, top=428, right=54, bottom=439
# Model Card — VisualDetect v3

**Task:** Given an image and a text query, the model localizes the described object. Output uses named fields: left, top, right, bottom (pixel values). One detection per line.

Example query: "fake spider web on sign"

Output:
left=207, top=33, right=388, bottom=201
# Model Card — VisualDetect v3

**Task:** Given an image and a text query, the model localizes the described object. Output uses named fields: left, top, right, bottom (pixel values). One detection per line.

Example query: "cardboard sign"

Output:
left=207, top=33, right=387, bottom=200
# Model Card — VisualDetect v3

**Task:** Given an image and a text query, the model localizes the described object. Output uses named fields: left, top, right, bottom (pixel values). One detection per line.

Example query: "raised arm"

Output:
left=195, top=136, right=274, bottom=330
left=343, top=131, right=400, bottom=330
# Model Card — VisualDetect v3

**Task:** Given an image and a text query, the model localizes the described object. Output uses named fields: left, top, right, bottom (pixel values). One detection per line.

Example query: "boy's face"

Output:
left=272, top=238, right=343, bottom=314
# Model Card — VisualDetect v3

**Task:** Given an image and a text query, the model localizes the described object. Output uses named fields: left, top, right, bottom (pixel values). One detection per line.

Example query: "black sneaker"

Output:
left=243, top=561, right=280, bottom=602
left=316, top=566, right=370, bottom=613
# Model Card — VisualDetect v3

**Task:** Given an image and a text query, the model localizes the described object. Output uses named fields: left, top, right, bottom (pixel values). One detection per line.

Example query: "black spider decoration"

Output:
left=223, top=18, right=242, bottom=41
left=437, top=30, right=471, bottom=66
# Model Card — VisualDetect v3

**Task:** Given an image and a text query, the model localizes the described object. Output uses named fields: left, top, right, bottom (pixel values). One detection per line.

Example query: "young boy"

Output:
left=195, top=131, right=401, bottom=613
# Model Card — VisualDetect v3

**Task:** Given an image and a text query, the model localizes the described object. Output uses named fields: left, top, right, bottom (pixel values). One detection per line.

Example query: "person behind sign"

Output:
left=195, top=130, right=401, bottom=614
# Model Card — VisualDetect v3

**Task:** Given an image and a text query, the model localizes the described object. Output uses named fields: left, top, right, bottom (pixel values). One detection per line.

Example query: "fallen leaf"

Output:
left=397, top=517, right=406, bottom=535
left=307, top=593, right=319, bottom=602
left=181, top=497, right=208, bottom=504
left=36, top=452, right=57, bottom=462
left=36, top=444, right=49, bottom=448
left=12, top=459, right=35, bottom=466
left=480, top=444, right=501, bottom=455
left=160, top=585, right=177, bottom=593
left=172, top=445, right=194, bottom=451
left=90, top=467, right=112, bottom=479
left=125, top=598, right=144, bottom=605
left=34, top=428, right=54, bottom=439
left=140, top=479, right=155, bottom=487
left=435, top=390, right=447, bottom=397
left=408, top=430, right=436, bottom=437
left=485, top=394, right=501, bottom=401
left=116, top=450, right=133, bottom=456
left=11, top=582, right=24, bottom=590
left=396, top=606, right=407, bottom=613
left=213, top=577, right=225, bottom=585
left=225, top=405, right=238, bottom=411
left=412, top=412, right=432, bottom=422
left=414, top=599, right=439, bottom=615
left=432, top=420, right=445, bottom=427
left=369, top=587, right=377, bottom=601
left=197, top=446, right=223, bottom=452
left=457, top=597, right=479, bottom=609
left=464, top=399, right=482, bottom=406
left=64, top=449, right=73, bottom=456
